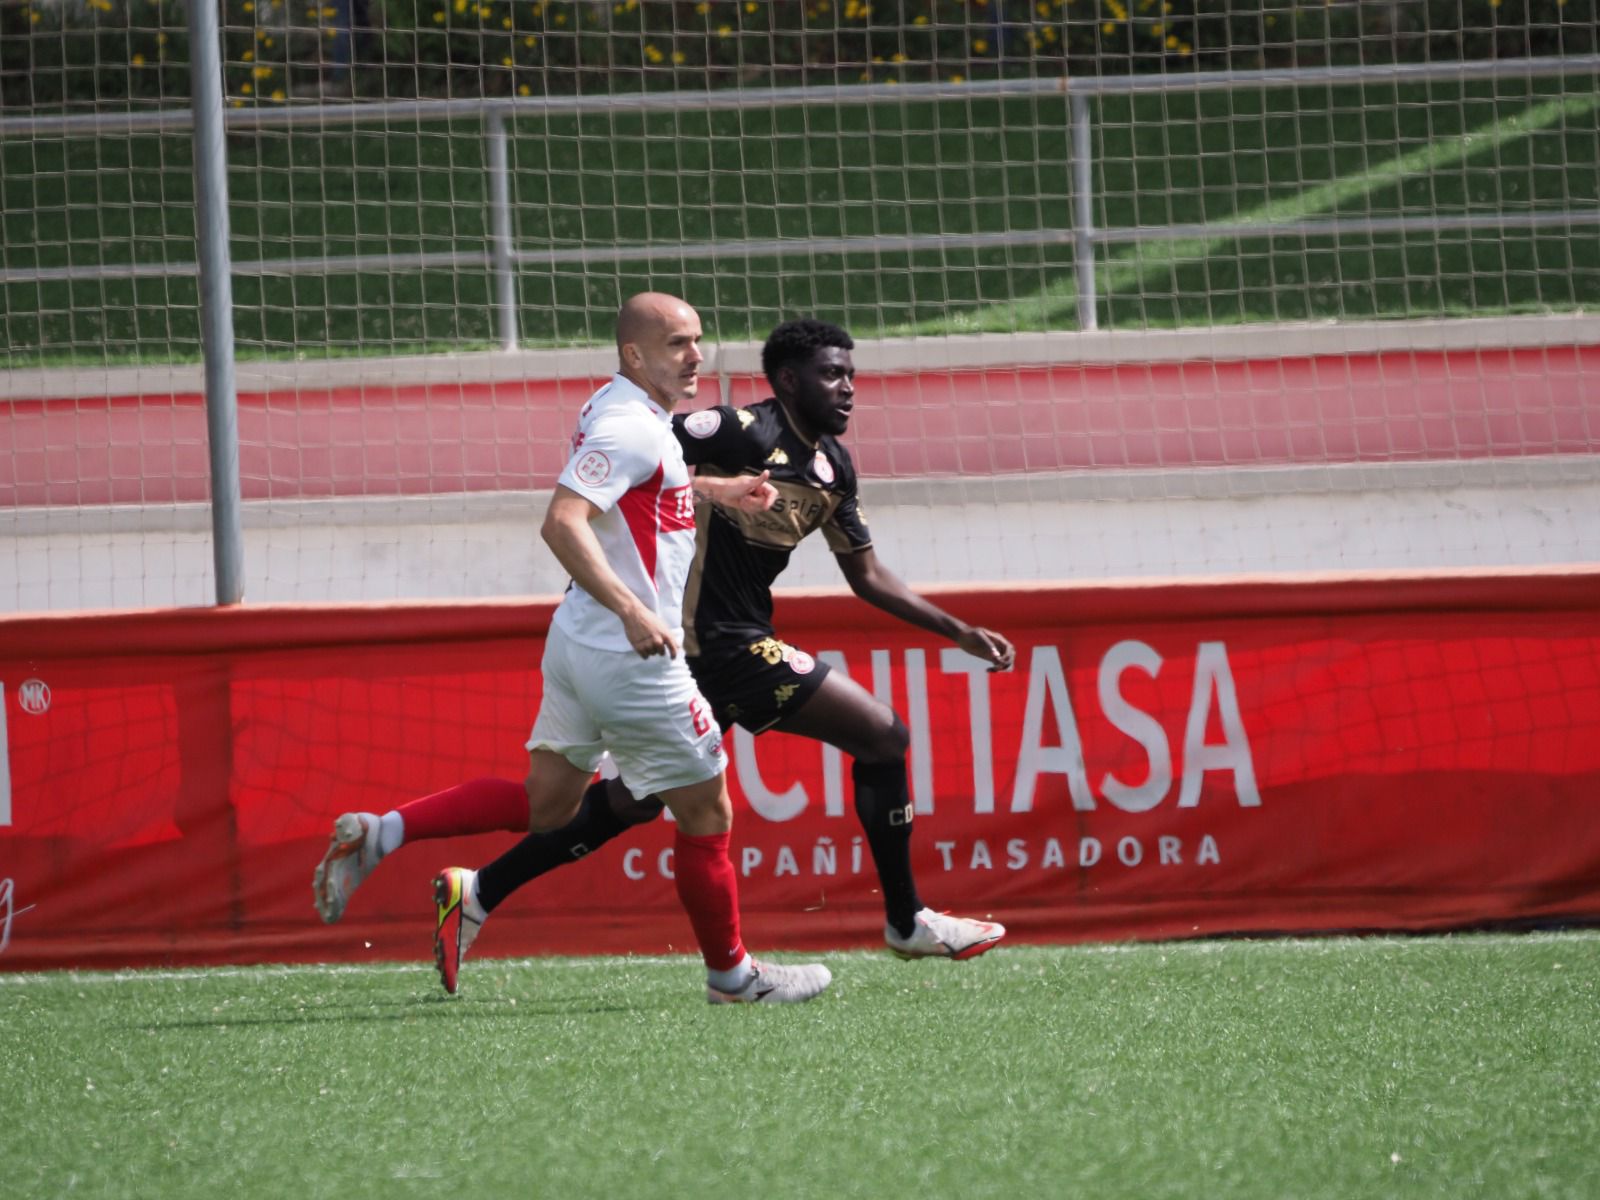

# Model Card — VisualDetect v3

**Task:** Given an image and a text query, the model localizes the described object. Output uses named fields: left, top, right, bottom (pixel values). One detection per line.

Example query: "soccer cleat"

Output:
left=885, top=908, right=1006, bottom=961
left=707, top=959, right=833, bottom=1005
left=432, top=867, right=484, bottom=996
left=312, top=811, right=384, bottom=924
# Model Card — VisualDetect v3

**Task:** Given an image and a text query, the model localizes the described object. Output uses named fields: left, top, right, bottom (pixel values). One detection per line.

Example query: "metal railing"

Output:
left=4, top=55, right=1598, bottom=345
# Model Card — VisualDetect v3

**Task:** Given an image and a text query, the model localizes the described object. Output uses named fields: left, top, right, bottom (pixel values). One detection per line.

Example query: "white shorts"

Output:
left=526, top=625, right=727, bottom=797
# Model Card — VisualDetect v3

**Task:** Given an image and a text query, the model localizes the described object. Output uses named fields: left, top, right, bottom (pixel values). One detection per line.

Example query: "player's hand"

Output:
left=957, top=626, right=1015, bottom=672
left=727, top=470, right=778, bottom=512
left=622, top=607, right=680, bottom=659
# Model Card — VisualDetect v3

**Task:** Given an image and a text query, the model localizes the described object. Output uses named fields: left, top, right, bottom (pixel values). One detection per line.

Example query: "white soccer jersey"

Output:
left=550, top=374, right=697, bottom=652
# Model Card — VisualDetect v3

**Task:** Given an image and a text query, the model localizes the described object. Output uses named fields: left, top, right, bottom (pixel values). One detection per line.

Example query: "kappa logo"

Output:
left=773, top=682, right=800, bottom=706
left=766, top=447, right=789, bottom=466
left=18, top=679, right=50, bottom=715
left=737, top=409, right=757, bottom=428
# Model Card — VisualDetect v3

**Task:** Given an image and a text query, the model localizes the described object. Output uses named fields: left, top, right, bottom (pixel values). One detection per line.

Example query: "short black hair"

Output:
left=761, top=319, right=854, bottom=390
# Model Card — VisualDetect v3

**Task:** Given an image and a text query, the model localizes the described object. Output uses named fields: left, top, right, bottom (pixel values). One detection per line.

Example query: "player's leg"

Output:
left=605, top=657, right=829, bottom=1004
left=433, top=747, right=595, bottom=995
left=473, top=769, right=664, bottom=916
left=774, top=669, right=1005, bottom=960
left=312, top=776, right=533, bottom=924
left=312, top=631, right=594, bottom=924
left=656, top=771, right=831, bottom=1005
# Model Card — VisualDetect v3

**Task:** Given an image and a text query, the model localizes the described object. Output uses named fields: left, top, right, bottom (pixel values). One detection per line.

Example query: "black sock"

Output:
left=475, top=780, right=639, bottom=913
left=852, top=760, right=922, bottom=938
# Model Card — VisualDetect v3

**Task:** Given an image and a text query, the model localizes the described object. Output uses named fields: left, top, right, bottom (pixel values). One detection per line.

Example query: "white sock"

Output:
left=706, top=953, right=755, bottom=993
left=462, top=872, right=488, bottom=924
left=377, top=811, right=405, bottom=857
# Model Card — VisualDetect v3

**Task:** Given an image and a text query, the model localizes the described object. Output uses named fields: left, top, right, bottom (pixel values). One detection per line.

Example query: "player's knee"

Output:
left=857, top=710, right=909, bottom=763
left=601, top=779, right=666, bottom=827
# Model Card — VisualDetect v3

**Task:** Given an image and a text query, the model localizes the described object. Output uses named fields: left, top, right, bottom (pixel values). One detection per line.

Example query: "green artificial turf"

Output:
left=4, top=933, right=1598, bottom=1200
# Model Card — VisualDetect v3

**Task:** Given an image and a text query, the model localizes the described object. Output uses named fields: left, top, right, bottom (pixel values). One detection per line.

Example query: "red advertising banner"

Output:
left=3, top=570, right=1600, bottom=972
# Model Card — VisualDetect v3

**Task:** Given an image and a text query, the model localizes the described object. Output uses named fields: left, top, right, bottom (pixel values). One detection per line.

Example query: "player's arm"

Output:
left=542, top=486, right=678, bottom=658
left=692, top=470, right=777, bottom=512
left=833, top=547, right=1016, bottom=672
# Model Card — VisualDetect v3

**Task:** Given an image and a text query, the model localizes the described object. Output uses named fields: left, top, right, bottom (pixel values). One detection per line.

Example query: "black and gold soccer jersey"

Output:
left=672, top=396, right=872, bottom=655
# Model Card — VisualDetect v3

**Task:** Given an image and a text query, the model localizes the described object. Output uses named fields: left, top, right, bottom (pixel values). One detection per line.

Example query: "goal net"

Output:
left=3, top=2, right=1598, bottom=611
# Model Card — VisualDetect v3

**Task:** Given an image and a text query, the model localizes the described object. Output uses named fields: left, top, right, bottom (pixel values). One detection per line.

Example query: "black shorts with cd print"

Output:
left=688, top=635, right=833, bottom=735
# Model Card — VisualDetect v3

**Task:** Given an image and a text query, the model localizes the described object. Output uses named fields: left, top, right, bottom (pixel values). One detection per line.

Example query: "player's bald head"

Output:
left=614, top=292, right=705, bottom=410
left=616, top=292, right=697, bottom=352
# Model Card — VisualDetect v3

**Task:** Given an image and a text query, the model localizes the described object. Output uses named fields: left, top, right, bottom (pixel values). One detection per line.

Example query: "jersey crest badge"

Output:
left=684, top=409, right=722, bottom=438
left=811, top=451, right=835, bottom=485
left=573, top=449, right=612, bottom=486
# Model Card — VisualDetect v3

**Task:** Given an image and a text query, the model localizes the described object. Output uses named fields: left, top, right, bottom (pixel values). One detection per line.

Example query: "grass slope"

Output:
left=3, top=78, right=1597, bottom=363
left=3, top=933, right=1598, bottom=1200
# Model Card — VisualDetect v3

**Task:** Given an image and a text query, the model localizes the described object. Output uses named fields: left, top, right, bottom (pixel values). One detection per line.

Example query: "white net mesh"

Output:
left=3, top=3, right=1598, bottom=610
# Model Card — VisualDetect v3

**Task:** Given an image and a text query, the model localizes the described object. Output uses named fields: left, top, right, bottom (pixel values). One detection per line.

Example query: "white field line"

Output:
left=2, top=928, right=1595, bottom=987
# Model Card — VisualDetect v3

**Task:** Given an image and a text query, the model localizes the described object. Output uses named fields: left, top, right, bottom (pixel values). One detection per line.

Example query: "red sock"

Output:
left=673, top=830, right=746, bottom=971
left=395, top=777, right=529, bottom=841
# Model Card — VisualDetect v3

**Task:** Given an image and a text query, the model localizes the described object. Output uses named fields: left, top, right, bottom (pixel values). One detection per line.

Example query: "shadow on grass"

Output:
left=126, top=995, right=649, bottom=1031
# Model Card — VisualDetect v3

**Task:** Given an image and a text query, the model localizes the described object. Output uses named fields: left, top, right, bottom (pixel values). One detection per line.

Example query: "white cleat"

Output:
left=312, top=811, right=384, bottom=924
left=707, top=959, right=833, bottom=1005
left=885, top=908, right=1005, bottom=961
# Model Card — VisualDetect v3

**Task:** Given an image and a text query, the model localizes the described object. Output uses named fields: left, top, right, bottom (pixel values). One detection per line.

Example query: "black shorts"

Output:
left=688, top=634, right=832, bottom=735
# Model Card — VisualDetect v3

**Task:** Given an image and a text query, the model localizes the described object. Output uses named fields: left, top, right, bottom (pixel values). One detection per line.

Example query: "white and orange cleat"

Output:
left=885, top=908, right=1005, bottom=961
left=432, top=867, right=484, bottom=996
left=312, top=812, right=384, bottom=924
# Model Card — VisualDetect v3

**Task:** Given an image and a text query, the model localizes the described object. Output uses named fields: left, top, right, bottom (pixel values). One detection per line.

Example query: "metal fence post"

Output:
left=1070, top=90, right=1098, bottom=332
left=486, top=111, right=519, bottom=352
left=188, top=0, right=245, bottom=604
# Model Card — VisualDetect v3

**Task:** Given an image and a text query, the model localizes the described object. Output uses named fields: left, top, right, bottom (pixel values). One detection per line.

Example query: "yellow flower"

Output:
left=1178, top=41, right=1190, bottom=54
left=972, top=37, right=987, bottom=52
left=695, top=1, right=709, bottom=11
left=1165, top=34, right=1177, bottom=48
left=132, top=53, right=146, bottom=66
left=1037, top=0, right=1048, bottom=13
left=243, top=49, right=254, bottom=60
left=949, top=73, right=965, bottom=83
left=1101, top=21, right=1113, bottom=34
left=746, top=1, right=758, bottom=10
left=717, top=24, right=731, bottom=35
left=157, top=32, right=167, bottom=43
left=671, top=50, right=685, bottom=63
left=523, top=35, right=536, bottom=46
left=518, top=83, right=531, bottom=95
left=502, top=16, right=511, bottom=27
left=433, top=9, right=444, bottom=20
left=553, top=11, right=566, bottom=23
left=264, top=35, right=273, bottom=45
left=454, top=0, right=466, bottom=11
left=477, top=6, right=491, bottom=17
left=271, top=88, right=285, bottom=100
left=502, top=55, right=512, bottom=65
left=1152, top=22, right=1163, bottom=34
left=30, top=10, right=40, bottom=21
left=253, top=65, right=272, bottom=77
left=1043, top=25, right=1057, bottom=42
left=242, top=82, right=253, bottom=94
left=243, top=1, right=253, bottom=9
left=322, top=5, right=335, bottom=16
left=231, top=99, right=244, bottom=108
left=890, top=52, right=904, bottom=62
left=913, top=13, right=926, bottom=23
